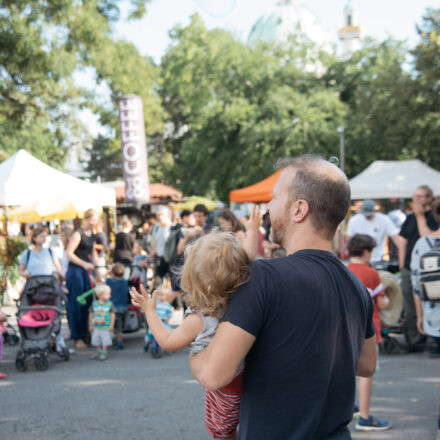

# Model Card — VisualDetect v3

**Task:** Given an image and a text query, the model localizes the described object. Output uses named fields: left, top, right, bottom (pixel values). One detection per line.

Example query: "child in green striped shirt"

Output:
left=88, top=284, right=115, bottom=361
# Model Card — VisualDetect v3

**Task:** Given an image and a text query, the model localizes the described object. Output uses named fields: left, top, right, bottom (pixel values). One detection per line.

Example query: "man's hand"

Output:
left=413, top=198, right=425, bottom=217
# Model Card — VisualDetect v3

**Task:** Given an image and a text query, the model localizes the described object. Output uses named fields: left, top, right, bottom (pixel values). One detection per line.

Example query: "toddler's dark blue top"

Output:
left=106, top=277, right=128, bottom=310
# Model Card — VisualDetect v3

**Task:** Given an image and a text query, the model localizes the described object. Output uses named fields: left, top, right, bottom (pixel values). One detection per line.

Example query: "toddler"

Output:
left=88, top=284, right=115, bottom=361
left=131, top=207, right=261, bottom=440
left=106, top=262, right=128, bottom=349
left=143, top=286, right=173, bottom=352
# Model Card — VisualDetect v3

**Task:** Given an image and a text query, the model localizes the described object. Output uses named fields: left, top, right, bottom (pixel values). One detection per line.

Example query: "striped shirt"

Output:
left=89, top=300, right=115, bottom=329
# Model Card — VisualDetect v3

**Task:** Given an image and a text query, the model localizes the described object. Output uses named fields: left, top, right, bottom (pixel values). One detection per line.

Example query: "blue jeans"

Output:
left=66, top=264, right=92, bottom=341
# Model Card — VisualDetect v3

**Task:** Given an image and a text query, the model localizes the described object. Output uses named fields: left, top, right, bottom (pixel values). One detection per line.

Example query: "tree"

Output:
left=325, top=37, right=421, bottom=178
left=0, top=0, right=161, bottom=173
left=160, top=15, right=346, bottom=201
left=410, top=8, right=440, bottom=170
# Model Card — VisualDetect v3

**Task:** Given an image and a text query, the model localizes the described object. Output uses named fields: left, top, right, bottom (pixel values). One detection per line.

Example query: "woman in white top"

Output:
left=18, top=226, right=66, bottom=353
left=19, top=227, right=63, bottom=279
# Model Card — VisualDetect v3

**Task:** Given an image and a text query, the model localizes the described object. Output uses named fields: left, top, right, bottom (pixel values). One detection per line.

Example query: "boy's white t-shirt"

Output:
left=347, top=213, right=399, bottom=262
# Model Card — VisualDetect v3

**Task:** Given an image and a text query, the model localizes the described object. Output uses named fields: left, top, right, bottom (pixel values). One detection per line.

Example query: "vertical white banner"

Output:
left=118, top=95, right=150, bottom=204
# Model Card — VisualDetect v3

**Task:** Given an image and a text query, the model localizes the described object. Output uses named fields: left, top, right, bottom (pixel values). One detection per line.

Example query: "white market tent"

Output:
left=0, top=149, right=116, bottom=220
left=349, top=159, right=440, bottom=200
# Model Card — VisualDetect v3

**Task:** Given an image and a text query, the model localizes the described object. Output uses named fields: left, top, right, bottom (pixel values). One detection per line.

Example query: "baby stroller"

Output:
left=15, top=276, right=69, bottom=371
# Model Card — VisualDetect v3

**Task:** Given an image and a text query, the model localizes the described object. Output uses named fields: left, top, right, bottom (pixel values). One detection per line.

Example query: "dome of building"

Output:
left=247, top=0, right=329, bottom=48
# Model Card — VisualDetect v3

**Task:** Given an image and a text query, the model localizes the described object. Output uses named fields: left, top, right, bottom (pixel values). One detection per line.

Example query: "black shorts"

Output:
left=155, top=256, right=169, bottom=279
left=114, top=310, right=127, bottom=334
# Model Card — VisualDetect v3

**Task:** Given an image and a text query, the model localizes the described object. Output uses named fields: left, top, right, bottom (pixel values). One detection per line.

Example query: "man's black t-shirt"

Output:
left=222, top=250, right=375, bottom=440
left=400, top=211, right=439, bottom=269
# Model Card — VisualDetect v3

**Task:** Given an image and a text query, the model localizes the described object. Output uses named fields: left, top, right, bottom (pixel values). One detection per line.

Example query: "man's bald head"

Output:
left=276, top=155, right=351, bottom=239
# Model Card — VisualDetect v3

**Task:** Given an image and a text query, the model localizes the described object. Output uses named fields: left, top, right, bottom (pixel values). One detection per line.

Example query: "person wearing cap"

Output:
left=346, top=200, right=401, bottom=264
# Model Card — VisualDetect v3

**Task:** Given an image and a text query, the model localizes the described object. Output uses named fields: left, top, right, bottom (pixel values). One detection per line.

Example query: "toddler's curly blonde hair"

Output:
left=180, top=232, right=250, bottom=319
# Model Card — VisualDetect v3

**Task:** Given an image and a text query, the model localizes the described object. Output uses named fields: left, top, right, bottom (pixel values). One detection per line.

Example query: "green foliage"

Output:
left=0, top=236, right=28, bottom=299
left=1, top=3, right=439, bottom=201
left=160, top=15, right=345, bottom=201
left=0, top=0, right=159, bottom=170
left=325, top=38, right=420, bottom=177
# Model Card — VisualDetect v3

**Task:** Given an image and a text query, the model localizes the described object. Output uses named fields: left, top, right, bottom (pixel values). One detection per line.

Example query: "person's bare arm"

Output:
left=376, top=294, right=390, bottom=310
left=414, top=295, right=425, bottom=335
left=130, top=286, right=204, bottom=352
left=88, top=312, right=94, bottom=334
left=415, top=214, right=435, bottom=237
left=52, top=255, right=64, bottom=278
left=397, top=236, right=407, bottom=269
left=189, top=321, right=256, bottom=390
left=390, top=234, right=402, bottom=250
left=356, top=336, right=377, bottom=377
left=176, top=237, right=186, bottom=256
left=240, top=205, right=263, bottom=260
left=19, top=263, right=31, bottom=279
left=109, top=312, right=115, bottom=333
left=147, top=242, right=157, bottom=262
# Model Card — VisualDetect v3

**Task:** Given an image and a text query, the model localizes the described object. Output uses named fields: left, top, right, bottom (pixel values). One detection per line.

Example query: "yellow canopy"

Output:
left=8, top=198, right=102, bottom=222
left=173, top=196, right=217, bottom=211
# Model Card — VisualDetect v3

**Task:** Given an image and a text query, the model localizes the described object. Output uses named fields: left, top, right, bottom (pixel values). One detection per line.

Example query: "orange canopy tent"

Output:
left=229, top=170, right=281, bottom=203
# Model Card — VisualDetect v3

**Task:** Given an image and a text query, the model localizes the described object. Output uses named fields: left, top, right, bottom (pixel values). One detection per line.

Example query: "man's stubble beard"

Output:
left=269, top=203, right=291, bottom=247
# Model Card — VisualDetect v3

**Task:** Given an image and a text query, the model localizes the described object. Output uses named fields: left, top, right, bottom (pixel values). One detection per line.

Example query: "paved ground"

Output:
left=1, top=308, right=439, bottom=440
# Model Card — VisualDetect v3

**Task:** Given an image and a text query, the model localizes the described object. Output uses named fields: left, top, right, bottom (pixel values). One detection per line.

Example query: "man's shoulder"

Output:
left=348, top=213, right=364, bottom=224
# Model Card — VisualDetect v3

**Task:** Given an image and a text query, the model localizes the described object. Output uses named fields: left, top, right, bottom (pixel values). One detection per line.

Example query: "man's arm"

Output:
left=356, top=336, right=377, bottom=377
left=397, top=236, right=407, bottom=269
left=415, top=214, right=435, bottom=237
left=189, top=321, right=256, bottom=390
left=390, top=234, right=402, bottom=250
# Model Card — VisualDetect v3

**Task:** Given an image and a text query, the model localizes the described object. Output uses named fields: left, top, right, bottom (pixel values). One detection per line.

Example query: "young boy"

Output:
left=106, top=262, right=129, bottom=349
left=144, top=286, right=173, bottom=352
left=347, top=234, right=391, bottom=431
left=88, top=284, right=115, bottom=361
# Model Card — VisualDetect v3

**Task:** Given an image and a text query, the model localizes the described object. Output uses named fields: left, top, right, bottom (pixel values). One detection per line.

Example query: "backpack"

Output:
left=163, top=227, right=181, bottom=264
left=419, top=237, right=440, bottom=302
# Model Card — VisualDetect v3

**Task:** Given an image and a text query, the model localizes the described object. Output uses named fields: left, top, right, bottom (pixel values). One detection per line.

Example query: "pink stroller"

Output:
left=15, top=276, right=69, bottom=371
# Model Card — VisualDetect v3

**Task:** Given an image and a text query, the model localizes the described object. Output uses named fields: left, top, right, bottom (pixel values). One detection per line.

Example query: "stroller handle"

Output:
left=17, top=305, right=63, bottom=314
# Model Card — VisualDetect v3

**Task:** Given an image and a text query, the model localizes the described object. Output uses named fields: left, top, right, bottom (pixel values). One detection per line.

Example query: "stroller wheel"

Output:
left=35, top=354, right=50, bottom=371
left=150, top=339, right=163, bottom=359
left=15, top=352, right=28, bottom=372
left=62, top=346, right=70, bottom=362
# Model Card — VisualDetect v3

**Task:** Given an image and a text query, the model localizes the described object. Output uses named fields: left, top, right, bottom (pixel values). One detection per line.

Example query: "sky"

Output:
left=114, top=0, right=438, bottom=63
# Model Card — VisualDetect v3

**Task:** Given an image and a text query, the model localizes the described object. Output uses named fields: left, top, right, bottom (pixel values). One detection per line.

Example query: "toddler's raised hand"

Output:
left=242, top=205, right=263, bottom=232
left=130, top=285, right=157, bottom=314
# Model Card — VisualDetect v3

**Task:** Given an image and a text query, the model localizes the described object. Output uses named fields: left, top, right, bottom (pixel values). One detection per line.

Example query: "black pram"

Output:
left=15, top=276, right=69, bottom=371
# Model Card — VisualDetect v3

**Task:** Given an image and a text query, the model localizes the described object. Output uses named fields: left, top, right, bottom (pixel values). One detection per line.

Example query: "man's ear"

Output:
left=290, top=199, right=309, bottom=223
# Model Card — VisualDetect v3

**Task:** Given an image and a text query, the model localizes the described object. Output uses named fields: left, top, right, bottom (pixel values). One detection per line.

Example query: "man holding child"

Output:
left=189, top=156, right=376, bottom=439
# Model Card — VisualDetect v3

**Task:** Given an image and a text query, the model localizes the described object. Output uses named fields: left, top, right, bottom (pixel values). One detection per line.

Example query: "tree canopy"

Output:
left=1, top=3, right=439, bottom=201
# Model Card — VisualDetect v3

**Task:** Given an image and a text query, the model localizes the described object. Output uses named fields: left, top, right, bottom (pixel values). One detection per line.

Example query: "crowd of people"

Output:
left=0, top=156, right=439, bottom=439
